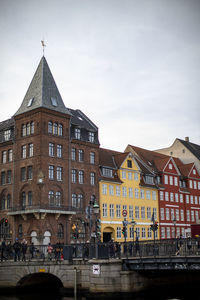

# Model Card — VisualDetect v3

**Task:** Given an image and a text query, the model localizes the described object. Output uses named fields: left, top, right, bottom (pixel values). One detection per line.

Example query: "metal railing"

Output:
left=1, top=239, right=200, bottom=262
left=8, top=204, right=83, bottom=213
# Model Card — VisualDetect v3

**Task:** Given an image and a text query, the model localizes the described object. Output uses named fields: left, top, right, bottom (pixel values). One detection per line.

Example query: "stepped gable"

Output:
left=14, top=56, right=71, bottom=116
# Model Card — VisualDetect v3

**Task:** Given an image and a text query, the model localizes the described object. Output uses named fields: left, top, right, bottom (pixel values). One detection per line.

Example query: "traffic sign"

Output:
left=122, top=209, right=127, bottom=217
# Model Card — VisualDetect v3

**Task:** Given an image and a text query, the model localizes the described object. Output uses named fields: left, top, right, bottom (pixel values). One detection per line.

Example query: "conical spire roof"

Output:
left=15, top=56, right=71, bottom=116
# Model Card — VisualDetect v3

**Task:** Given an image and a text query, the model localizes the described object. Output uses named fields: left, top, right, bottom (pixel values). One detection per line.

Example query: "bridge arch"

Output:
left=17, top=272, right=63, bottom=289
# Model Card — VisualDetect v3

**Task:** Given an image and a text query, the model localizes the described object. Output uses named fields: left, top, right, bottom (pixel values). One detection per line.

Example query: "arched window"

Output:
left=30, top=121, right=34, bottom=134
left=7, top=194, right=11, bottom=209
left=48, top=121, right=53, bottom=134
left=72, top=193, right=77, bottom=208
left=1, top=195, right=6, bottom=210
left=48, top=191, right=54, bottom=207
left=22, top=124, right=26, bottom=137
left=26, top=122, right=31, bottom=135
left=21, top=192, right=26, bottom=208
left=77, top=194, right=83, bottom=208
left=57, top=223, right=64, bottom=239
left=58, top=124, right=63, bottom=136
left=53, top=123, right=58, bottom=135
left=18, top=224, right=23, bottom=238
left=55, top=191, right=61, bottom=207
left=28, top=191, right=32, bottom=206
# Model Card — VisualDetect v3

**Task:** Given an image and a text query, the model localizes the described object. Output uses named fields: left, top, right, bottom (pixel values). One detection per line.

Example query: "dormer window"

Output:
left=27, top=98, right=34, bottom=107
left=75, top=128, right=81, bottom=140
left=51, top=97, right=58, bottom=107
left=145, top=175, right=154, bottom=185
left=89, top=131, right=95, bottom=143
left=4, top=130, right=11, bottom=141
left=102, top=167, right=113, bottom=178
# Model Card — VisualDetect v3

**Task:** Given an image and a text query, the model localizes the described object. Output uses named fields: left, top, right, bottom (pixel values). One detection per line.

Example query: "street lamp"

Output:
left=93, top=201, right=100, bottom=259
left=173, top=218, right=176, bottom=238
left=131, top=218, right=137, bottom=243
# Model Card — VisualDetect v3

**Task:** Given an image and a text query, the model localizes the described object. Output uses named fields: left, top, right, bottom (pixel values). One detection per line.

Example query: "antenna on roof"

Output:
left=41, top=39, right=46, bottom=56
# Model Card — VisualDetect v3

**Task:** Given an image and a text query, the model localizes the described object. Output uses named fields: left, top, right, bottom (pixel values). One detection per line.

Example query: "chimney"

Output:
left=185, top=137, right=189, bottom=142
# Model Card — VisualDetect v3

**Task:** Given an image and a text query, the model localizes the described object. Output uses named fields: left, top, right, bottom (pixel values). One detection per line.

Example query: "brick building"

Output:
left=0, top=56, right=99, bottom=245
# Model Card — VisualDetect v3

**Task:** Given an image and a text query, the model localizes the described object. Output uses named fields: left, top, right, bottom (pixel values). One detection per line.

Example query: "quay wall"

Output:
left=0, top=259, right=147, bottom=293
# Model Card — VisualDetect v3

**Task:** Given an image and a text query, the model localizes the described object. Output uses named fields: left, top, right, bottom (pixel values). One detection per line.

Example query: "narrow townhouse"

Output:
left=99, top=148, right=159, bottom=242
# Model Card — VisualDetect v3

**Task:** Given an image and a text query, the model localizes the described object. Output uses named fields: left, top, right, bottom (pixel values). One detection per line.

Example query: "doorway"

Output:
left=103, top=232, right=112, bottom=243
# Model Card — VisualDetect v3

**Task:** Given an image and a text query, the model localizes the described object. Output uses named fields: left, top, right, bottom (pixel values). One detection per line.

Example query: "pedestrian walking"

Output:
left=13, top=238, right=21, bottom=261
left=135, top=236, right=140, bottom=256
left=21, top=239, right=28, bottom=261
left=115, top=242, right=121, bottom=258
left=1, top=239, right=7, bottom=262
left=7, top=241, right=13, bottom=259
left=29, top=242, right=35, bottom=259
left=47, top=243, right=53, bottom=261
left=109, top=239, right=115, bottom=258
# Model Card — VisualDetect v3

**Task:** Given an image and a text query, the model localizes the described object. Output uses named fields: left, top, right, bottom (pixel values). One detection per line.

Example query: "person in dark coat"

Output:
left=1, top=239, right=7, bottom=261
left=13, top=238, right=21, bottom=261
left=29, top=242, right=35, bottom=259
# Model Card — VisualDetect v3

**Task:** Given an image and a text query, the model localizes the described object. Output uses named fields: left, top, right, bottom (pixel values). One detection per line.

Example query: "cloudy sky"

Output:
left=0, top=0, right=199, bottom=151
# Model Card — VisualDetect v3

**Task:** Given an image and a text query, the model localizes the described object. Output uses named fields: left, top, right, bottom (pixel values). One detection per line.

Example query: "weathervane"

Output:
left=41, top=39, right=46, bottom=56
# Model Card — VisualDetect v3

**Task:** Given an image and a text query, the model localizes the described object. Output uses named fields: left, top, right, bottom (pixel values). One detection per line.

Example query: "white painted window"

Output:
left=122, top=187, right=127, bottom=197
left=110, top=204, right=114, bottom=218
left=102, top=184, right=107, bottom=195
left=103, top=203, right=107, bottom=217
left=116, top=186, right=120, bottom=196
left=116, top=204, right=121, bottom=218
left=117, top=227, right=121, bottom=239
left=129, top=188, right=133, bottom=198
left=135, top=188, right=139, bottom=199
left=160, top=191, right=164, bottom=200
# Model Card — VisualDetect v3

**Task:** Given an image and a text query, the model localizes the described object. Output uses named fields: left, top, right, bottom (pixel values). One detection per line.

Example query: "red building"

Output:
left=126, top=145, right=200, bottom=239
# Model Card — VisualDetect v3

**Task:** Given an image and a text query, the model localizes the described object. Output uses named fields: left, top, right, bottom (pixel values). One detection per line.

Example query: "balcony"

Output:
left=7, top=204, right=81, bottom=220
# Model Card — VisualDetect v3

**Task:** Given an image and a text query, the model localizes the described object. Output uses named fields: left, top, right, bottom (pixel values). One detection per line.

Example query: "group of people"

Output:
left=0, top=239, right=63, bottom=262
left=0, top=238, right=34, bottom=262
left=108, top=237, right=140, bottom=258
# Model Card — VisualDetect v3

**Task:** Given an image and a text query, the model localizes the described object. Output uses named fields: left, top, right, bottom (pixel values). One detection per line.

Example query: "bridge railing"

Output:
left=1, top=238, right=200, bottom=261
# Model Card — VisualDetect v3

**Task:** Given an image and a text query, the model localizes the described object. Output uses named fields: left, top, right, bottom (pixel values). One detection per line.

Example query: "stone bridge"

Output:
left=1, top=257, right=200, bottom=295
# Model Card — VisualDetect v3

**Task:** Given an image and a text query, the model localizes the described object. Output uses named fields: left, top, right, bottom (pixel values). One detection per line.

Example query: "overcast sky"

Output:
left=0, top=0, right=199, bottom=151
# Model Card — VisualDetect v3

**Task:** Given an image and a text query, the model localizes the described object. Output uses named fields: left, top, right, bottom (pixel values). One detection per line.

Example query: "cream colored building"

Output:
left=155, top=137, right=200, bottom=174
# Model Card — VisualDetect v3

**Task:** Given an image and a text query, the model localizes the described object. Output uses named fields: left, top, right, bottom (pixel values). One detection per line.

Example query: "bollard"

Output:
left=74, top=267, right=77, bottom=300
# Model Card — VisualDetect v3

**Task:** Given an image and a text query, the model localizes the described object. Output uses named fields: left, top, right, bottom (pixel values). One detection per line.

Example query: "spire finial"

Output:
left=41, top=39, right=46, bottom=56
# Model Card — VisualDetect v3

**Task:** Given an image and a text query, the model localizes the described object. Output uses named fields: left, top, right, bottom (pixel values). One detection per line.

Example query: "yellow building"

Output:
left=99, top=148, right=160, bottom=242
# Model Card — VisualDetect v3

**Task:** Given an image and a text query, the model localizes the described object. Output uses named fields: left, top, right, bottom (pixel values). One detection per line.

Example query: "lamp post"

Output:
left=173, top=218, right=176, bottom=238
left=131, top=218, right=137, bottom=243
left=93, top=201, right=100, bottom=259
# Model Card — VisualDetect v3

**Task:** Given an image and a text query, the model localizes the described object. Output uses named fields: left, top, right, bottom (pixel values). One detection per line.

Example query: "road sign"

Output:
left=122, top=209, right=127, bottom=217
left=93, top=264, right=100, bottom=275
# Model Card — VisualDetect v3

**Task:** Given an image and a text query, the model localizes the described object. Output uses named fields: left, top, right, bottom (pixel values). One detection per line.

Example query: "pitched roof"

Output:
left=127, top=144, right=168, bottom=173
left=68, top=108, right=98, bottom=132
left=178, top=138, right=200, bottom=160
left=14, top=56, right=71, bottom=116
left=99, top=148, right=121, bottom=168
